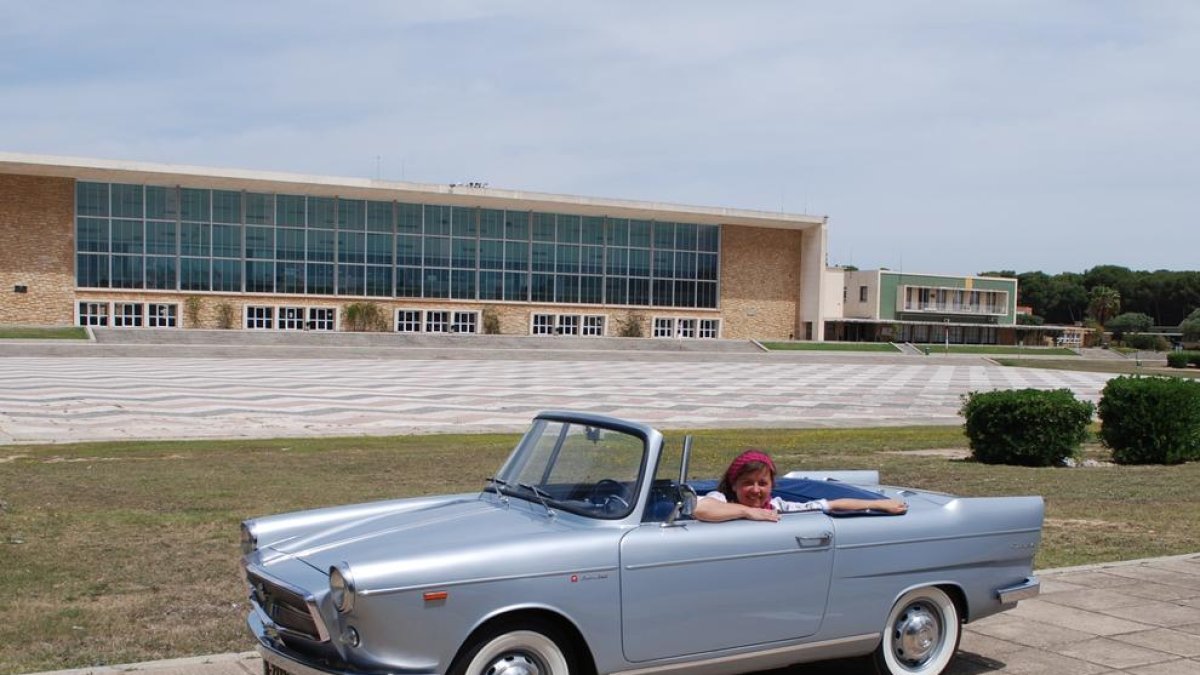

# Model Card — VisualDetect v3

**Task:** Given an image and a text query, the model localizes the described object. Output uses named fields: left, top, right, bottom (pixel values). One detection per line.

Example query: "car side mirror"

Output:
left=662, top=484, right=698, bottom=528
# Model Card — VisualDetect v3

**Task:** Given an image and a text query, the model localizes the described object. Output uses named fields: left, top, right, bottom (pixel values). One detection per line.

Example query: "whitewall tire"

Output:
left=874, top=586, right=961, bottom=675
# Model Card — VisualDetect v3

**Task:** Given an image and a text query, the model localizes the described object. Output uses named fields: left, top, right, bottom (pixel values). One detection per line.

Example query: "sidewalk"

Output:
left=25, top=553, right=1200, bottom=675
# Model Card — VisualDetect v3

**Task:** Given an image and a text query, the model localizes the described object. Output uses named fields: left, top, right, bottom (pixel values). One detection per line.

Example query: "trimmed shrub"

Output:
left=616, top=313, right=644, bottom=338
left=481, top=307, right=501, bottom=335
left=960, top=389, right=1095, bottom=466
left=343, top=302, right=388, bottom=332
left=1099, top=376, right=1200, bottom=465
left=1121, top=333, right=1169, bottom=352
left=1167, top=352, right=1191, bottom=368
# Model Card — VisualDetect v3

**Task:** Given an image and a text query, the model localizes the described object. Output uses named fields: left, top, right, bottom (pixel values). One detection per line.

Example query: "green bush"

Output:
left=1106, top=312, right=1154, bottom=340
left=1167, top=352, right=1191, bottom=368
left=616, top=313, right=644, bottom=338
left=1192, top=351, right=1200, bottom=366
left=1099, top=376, right=1200, bottom=465
left=215, top=303, right=236, bottom=329
left=960, top=389, right=1095, bottom=466
left=1121, top=333, right=1170, bottom=351
left=343, top=302, right=388, bottom=332
left=481, top=307, right=501, bottom=335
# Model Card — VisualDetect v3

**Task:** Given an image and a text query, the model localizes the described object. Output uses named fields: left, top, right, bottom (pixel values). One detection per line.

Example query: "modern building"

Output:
left=823, top=268, right=1024, bottom=345
left=0, top=152, right=830, bottom=340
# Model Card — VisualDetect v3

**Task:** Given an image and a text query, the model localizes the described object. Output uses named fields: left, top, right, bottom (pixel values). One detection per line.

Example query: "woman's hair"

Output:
left=716, top=450, right=776, bottom=503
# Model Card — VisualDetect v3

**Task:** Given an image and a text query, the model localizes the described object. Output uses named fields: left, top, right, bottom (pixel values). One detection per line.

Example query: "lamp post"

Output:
left=944, top=319, right=950, bottom=355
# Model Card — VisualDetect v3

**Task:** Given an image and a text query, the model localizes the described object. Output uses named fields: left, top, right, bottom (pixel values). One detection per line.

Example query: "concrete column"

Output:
left=798, top=222, right=827, bottom=341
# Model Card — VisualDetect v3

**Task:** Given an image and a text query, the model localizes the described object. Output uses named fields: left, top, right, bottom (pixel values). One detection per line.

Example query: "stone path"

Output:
left=0, top=356, right=1115, bottom=444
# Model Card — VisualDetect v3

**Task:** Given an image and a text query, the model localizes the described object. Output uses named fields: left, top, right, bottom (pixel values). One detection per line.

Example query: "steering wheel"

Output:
left=590, top=479, right=630, bottom=514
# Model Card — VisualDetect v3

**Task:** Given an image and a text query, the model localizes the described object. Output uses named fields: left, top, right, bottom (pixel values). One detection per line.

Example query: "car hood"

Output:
left=262, top=495, right=598, bottom=584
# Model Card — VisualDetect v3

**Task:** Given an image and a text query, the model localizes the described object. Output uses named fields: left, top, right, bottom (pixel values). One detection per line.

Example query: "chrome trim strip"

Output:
left=624, top=547, right=825, bottom=572
left=610, top=633, right=879, bottom=675
left=837, top=527, right=1041, bottom=550
left=359, top=565, right=619, bottom=597
left=245, top=564, right=331, bottom=643
left=996, top=576, right=1040, bottom=604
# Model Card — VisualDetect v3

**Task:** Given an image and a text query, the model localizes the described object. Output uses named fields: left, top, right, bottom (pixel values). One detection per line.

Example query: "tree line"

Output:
left=979, top=265, right=1200, bottom=328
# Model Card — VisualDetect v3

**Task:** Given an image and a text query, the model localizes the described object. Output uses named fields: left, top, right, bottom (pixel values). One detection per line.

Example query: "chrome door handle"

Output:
left=796, top=532, right=832, bottom=548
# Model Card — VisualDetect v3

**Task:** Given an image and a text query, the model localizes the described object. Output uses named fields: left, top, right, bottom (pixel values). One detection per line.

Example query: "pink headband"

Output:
left=726, top=450, right=775, bottom=483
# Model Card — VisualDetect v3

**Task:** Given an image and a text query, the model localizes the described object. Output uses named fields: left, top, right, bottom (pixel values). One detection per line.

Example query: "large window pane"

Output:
left=424, top=237, right=449, bottom=267
left=581, top=275, right=603, bottom=304
left=277, top=261, right=305, bottom=294
left=277, top=228, right=305, bottom=261
left=479, top=209, right=503, bottom=239
left=212, top=190, right=242, bottom=224
left=245, top=193, right=274, bottom=225
left=698, top=225, right=720, bottom=252
left=306, top=263, right=334, bottom=294
left=309, top=197, right=336, bottom=229
left=213, top=224, right=242, bottom=258
left=653, top=250, right=674, bottom=278
left=424, top=268, right=449, bottom=298
left=246, top=261, right=274, bottom=293
left=367, top=233, right=393, bottom=265
left=653, top=222, right=675, bottom=249
left=451, top=269, right=475, bottom=299
left=146, top=221, right=177, bottom=255
left=676, top=223, right=698, bottom=250
left=629, top=220, right=652, bottom=248
left=246, top=227, right=274, bottom=260
left=76, top=182, right=109, bottom=217
left=112, top=184, right=143, bottom=218
left=180, top=257, right=210, bottom=291
left=146, top=256, right=177, bottom=290
left=452, top=238, right=476, bottom=268
left=480, top=240, right=503, bottom=270
left=397, top=235, right=421, bottom=266
left=111, top=219, right=143, bottom=254
left=676, top=251, right=697, bottom=279
left=698, top=281, right=718, bottom=308
left=606, top=277, right=627, bottom=305
left=556, top=274, right=579, bottom=303
left=674, top=280, right=696, bottom=307
left=277, top=195, right=306, bottom=226
left=504, top=272, right=527, bottom=301
left=212, top=259, right=242, bottom=291
left=533, top=213, right=555, bottom=241
left=424, top=205, right=451, bottom=236
left=77, top=218, right=109, bottom=253
left=606, top=219, right=629, bottom=247
left=606, top=247, right=627, bottom=276
left=581, top=217, right=604, bottom=245
left=629, top=278, right=650, bottom=305
left=77, top=253, right=108, bottom=287
left=338, top=199, right=365, bottom=230
left=295, top=232, right=330, bottom=267
left=556, top=215, right=580, bottom=243
left=181, top=188, right=210, bottom=222
left=555, top=245, right=579, bottom=273
left=629, top=249, right=651, bottom=277
left=367, top=201, right=393, bottom=232
left=146, top=186, right=179, bottom=220
left=112, top=255, right=144, bottom=288
left=531, top=273, right=554, bottom=302
left=397, top=266, right=421, bottom=297
left=338, top=231, right=365, bottom=264
left=366, top=266, right=392, bottom=296
left=480, top=271, right=503, bottom=300
left=181, top=222, right=210, bottom=257
left=452, top=207, right=476, bottom=237
left=653, top=279, right=673, bottom=306
left=338, top=265, right=364, bottom=295
left=698, top=253, right=718, bottom=281
left=398, top=203, right=422, bottom=233
left=505, top=241, right=529, bottom=271
left=581, top=246, right=603, bottom=275
left=505, top=211, right=529, bottom=240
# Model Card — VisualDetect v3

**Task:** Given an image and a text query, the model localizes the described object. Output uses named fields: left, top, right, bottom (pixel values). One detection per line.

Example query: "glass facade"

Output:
left=75, top=182, right=721, bottom=309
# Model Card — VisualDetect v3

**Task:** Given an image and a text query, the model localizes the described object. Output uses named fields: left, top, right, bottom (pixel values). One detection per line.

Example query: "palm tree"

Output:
left=1087, top=286, right=1121, bottom=326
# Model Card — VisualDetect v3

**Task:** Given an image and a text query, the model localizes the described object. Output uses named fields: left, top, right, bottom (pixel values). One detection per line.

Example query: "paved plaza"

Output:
left=0, top=352, right=1115, bottom=444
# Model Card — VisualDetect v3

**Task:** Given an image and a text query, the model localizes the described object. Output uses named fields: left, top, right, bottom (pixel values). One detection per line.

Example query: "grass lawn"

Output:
left=995, top=358, right=1200, bottom=379
left=913, top=343, right=1078, bottom=356
left=2, top=427, right=1198, bottom=671
left=762, top=341, right=900, bottom=352
left=0, top=326, right=88, bottom=340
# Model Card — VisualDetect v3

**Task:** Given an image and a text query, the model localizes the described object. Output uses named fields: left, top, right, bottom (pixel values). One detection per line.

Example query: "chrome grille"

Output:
left=248, top=571, right=322, bottom=641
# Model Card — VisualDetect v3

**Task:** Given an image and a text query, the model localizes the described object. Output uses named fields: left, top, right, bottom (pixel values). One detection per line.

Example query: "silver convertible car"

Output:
left=241, top=411, right=1043, bottom=675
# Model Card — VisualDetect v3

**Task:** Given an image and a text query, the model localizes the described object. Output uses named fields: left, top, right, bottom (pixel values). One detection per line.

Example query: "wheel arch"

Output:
left=449, top=607, right=598, bottom=675
left=935, top=583, right=968, bottom=624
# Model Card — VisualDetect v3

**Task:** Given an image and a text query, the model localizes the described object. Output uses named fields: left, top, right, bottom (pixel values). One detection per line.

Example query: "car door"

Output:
left=618, top=513, right=835, bottom=662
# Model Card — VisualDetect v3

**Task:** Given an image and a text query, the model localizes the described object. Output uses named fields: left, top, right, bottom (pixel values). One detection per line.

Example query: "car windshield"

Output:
left=491, top=417, right=648, bottom=520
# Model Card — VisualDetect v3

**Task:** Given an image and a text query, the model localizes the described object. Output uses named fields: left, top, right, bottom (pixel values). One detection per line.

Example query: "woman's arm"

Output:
left=826, top=498, right=908, bottom=514
left=693, top=497, right=780, bottom=522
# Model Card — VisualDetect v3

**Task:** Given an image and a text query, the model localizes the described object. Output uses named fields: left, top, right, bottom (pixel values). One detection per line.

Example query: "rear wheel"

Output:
left=449, top=618, right=576, bottom=675
left=873, top=586, right=961, bottom=675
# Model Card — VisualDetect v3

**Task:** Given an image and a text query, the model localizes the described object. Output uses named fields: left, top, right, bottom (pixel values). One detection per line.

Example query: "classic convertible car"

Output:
left=241, top=411, right=1043, bottom=675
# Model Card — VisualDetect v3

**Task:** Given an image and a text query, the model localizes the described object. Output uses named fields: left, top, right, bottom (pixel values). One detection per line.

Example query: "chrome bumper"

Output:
left=996, top=576, right=1040, bottom=604
left=249, top=611, right=438, bottom=675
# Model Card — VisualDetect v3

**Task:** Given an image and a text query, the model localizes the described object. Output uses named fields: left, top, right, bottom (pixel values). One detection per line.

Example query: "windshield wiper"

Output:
left=518, top=482, right=556, bottom=518
left=484, top=476, right=514, bottom=494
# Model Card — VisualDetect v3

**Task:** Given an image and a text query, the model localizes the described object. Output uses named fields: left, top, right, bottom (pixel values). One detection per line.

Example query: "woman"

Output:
left=693, top=450, right=908, bottom=522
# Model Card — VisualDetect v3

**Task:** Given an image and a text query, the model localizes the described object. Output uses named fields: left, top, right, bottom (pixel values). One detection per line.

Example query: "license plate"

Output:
left=263, top=661, right=294, bottom=675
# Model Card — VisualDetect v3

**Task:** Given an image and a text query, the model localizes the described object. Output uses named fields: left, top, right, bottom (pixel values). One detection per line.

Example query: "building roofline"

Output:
left=0, top=151, right=826, bottom=230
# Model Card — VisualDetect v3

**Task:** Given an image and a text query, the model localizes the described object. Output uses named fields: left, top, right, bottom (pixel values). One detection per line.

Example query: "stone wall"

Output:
left=0, top=175, right=76, bottom=326
left=719, top=225, right=802, bottom=339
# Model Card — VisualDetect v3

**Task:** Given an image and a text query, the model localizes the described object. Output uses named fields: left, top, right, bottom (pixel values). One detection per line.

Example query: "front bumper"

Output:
left=250, top=610, right=438, bottom=675
left=996, top=576, right=1040, bottom=604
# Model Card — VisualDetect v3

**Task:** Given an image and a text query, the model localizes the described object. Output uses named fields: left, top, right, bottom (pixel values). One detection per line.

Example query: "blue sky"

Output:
left=3, top=1, right=1197, bottom=275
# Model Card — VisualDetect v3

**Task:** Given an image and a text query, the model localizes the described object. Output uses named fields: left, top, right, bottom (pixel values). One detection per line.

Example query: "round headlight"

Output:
left=240, top=523, right=258, bottom=555
left=330, top=563, right=355, bottom=613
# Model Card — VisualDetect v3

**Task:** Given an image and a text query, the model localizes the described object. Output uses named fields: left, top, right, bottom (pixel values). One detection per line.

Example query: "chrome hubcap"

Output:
left=893, top=604, right=941, bottom=666
left=484, top=653, right=541, bottom=675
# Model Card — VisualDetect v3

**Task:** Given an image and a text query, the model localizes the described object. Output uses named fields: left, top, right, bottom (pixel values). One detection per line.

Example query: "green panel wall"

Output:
left=879, top=272, right=1017, bottom=323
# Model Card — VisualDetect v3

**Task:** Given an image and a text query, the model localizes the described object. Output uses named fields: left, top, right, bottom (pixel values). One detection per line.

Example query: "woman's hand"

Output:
left=743, top=506, right=780, bottom=522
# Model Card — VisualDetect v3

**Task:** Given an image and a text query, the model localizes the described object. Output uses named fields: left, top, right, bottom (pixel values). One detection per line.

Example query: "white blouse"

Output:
left=702, top=491, right=829, bottom=513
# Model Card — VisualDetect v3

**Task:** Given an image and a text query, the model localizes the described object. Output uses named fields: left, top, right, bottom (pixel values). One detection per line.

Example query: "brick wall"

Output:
left=0, top=175, right=76, bottom=326
left=719, top=225, right=802, bottom=339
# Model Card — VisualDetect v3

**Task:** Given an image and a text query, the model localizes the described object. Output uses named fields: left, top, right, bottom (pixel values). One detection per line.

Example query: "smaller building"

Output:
left=824, top=269, right=1021, bottom=345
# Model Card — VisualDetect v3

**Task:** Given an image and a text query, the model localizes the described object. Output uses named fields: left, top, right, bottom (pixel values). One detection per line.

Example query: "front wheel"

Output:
left=449, top=618, right=576, bottom=675
left=873, top=586, right=961, bottom=675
